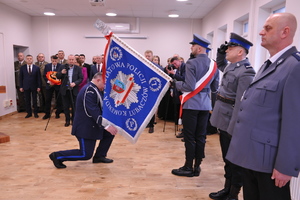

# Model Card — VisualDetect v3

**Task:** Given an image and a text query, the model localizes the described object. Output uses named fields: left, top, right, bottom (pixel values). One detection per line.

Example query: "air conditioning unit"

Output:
left=89, top=0, right=105, bottom=6
left=107, top=23, right=131, bottom=33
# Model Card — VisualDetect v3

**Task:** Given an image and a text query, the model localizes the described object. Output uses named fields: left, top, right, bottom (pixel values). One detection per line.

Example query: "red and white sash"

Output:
left=178, top=59, right=217, bottom=125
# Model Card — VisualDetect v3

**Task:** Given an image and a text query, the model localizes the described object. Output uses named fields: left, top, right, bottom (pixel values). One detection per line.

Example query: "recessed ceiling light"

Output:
left=177, top=0, right=188, bottom=1
left=44, top=9, right=55, bottom=16
left=106, top=10, right=117, bottom=17
left=168, top=10, right=179, bottom=18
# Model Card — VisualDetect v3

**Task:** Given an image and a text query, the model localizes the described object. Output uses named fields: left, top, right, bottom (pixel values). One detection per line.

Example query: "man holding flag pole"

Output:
left=171, top=34, right=219, bottom=177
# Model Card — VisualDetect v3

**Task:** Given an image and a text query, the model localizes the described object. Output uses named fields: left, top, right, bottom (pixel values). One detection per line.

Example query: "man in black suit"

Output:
left=56, top=54, right=83, bottom=127
left=42, top=55, right=63, bottom=119
left=19, top=54, right=41, bottom=118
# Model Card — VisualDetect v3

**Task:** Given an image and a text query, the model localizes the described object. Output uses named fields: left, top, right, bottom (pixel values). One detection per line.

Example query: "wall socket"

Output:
left=3, top=99, right=13, bottom=108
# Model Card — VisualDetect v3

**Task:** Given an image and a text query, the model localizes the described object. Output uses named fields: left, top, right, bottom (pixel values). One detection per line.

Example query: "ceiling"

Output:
left=0, top=0, right=223, bottom=19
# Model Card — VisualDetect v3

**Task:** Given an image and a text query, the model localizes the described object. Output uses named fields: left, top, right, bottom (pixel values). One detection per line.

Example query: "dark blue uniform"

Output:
left=53, top=81, right=114, bottom=162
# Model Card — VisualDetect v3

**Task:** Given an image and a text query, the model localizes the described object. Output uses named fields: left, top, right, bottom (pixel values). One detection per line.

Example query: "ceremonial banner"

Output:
left=94, top=19, right=172, bottom=144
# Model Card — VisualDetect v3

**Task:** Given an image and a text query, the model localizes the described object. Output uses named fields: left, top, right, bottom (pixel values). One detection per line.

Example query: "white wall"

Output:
left=31, top=16, right=202, bottom=65
left=201, top=0, right=300, bottom=71
left=0, top=3, right=32, bottom=116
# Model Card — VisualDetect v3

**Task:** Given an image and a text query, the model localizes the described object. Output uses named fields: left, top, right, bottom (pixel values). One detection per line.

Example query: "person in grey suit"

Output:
left=226, top=13, right=300, bottom=200
left=56, top=55, right=83, bottom=127
left=209, top=33, right=255, bottom=200
left=171, top=34, right=219, bottom=177
left=14, top=52, right=27, bottom=112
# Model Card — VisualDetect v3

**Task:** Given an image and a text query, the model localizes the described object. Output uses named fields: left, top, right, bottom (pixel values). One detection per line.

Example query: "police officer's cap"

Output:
left=189, top=34, right=210, bottom=49
left=228, top=32, right=253, bottom=51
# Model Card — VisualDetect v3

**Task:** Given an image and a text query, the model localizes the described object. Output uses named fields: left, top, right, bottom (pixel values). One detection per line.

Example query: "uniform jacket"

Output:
left=176, top=54, right=219, bottom=111
left=71, top=82, right=104, bottom=140
left=226, top=46, right=300, bottom=177
left=56, top=64, right=83, bottom=96
left=43, top=63, right=61, bottom=90
left=14, top=60, right=26, bottom=87
left=19, top=64, right=41, bottom=90
left=210, top=53, right=255, bottom=134
left=35, top=61, right=49, bottom=87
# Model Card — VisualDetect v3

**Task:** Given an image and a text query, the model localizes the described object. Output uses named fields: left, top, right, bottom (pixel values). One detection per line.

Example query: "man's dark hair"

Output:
left=51, top=55, right=58, bottom=59
left=170, top=56, right=180, bottom=63
left=80, top=54, right=85, bottom=57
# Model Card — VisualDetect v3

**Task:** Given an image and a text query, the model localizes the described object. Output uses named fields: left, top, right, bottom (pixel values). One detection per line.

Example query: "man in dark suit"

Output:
left=14, top=52, right=26, bottom=112
left=49, top=72, right=118, bottom=169
left=89, top=55, right=103, bottom=80
left=166, top=56, right=186, bottom=134
left=42, top=55, right=63, bottom=119
left=56, top=54, right=83, bottom=127
left=226, top=13, right=300, bottom=200
left=19, top=54, right=41, bottom=118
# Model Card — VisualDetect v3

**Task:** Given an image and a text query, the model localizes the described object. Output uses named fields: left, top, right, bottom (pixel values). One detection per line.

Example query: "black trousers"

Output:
left=24, top=89, right=38, bottom=114
left=219, top=129, right=243, bottom=187
left=61, top=90, right=76, bottom=122
left=45, top=87, right=63, bottom=115
left=242, top=168, right=291, bottom=200
left=55, top=131, right=115, bottom=162
left=182, top=109, right=209, bottom=161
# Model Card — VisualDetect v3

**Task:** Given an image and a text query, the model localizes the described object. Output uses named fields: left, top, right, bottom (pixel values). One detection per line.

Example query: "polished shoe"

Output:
left=25, top=114, right=32, bottom=118
left=55, top=113, right=60, bottom=119
left=171, top=166, right=194, bottom=177
left=34, top=113, right=39, bottom=118
left=93, top=157, right=114, bottom=163
left=42, top=114, right=50, bottom=120
left=49, top=152, right=66, bottom=169
left=176, top=132, right=184, bottom=138
left=148, top=127, right=154, bottom=133
left=64, top=121, right=70, bottom=127
left=193, top=166, right=201, bottom=176
left=181, top=138, right=185, bottom=142
left=209, top=179, right=231, bottom=199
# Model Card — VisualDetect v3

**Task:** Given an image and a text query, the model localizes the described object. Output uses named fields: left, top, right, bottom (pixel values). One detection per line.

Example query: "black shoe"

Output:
left=148, top=127, right=154, bottom=133
left=42, top=114, right=50, bottom=120
left=93, top=157, right=114, bottom=163
left=49, top=152, right=66, bottom=169
left=193, top=166, right=201, bottom=176
left=181, top=138, right=185, bottom=142
left=25, top=114, right=32, bottom=118
left=209, top=188, right=230, bottom=199
left=171, top=166, right=194, bottom=177
left=34, top=113, right=39, bottom=118
left=176, top=132, right=184, bottom=138
left=64, top=121, right=70, bottom=127
left=55, top=113, right=60, bottom=119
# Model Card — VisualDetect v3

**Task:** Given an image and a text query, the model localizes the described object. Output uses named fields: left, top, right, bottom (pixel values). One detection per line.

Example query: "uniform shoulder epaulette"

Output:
left=292, top=52, right=300, bottom=61
left=243, top=63, right=253, bottom=69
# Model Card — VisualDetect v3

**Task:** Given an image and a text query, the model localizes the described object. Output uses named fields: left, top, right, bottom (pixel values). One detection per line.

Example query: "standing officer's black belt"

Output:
left=216, top=93, right=235, bottom=105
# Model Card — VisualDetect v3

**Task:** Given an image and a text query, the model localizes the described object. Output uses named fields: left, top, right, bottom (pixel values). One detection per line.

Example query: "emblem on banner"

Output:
left=149, top=77, right=162, bottom=92
left=126, top=118, right=138, bottom=131
left=110, top=46, right=123, bottom=61
left=110, top=71, right=141, bottom=109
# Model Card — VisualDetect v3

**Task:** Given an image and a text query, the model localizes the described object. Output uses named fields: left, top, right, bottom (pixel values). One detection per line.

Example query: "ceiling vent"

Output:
left=89, top=0, right=105, bottom=6
left=106, top=23, right=131, bottom=33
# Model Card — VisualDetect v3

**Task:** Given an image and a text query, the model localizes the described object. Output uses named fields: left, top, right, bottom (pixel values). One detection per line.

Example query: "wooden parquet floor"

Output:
left=0, top=112, right=243, bottom=200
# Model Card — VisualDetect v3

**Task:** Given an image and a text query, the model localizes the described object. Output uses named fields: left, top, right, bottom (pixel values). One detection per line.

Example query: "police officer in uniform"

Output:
left=171, top=34, right=219, bottom=177
left=49, top=72, right=117, bottom=169
left=209, top=33, right=255, bottom=200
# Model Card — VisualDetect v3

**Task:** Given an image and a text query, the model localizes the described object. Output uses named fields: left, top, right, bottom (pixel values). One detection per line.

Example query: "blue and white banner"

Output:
left=101, top=32, right=172, bottom=144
